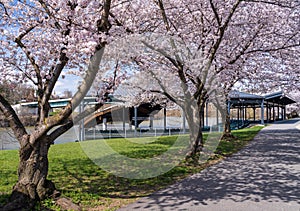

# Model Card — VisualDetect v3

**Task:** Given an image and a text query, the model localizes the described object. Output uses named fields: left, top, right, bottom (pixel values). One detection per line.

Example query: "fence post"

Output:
left=134, top=106, right=138, bottom=137
left=93, top=127, right=96, bottom=140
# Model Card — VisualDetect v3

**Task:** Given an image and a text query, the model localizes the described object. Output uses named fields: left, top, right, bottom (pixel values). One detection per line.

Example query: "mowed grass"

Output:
left=0, top=126, right=263, bottom=210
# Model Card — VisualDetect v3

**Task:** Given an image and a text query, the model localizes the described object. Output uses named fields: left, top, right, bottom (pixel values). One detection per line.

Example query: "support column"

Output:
left=134, top=106, right=138, bottom=137
left=253, top=108, right=256, bottom=121
left=79, top=101, right=85, bottom=141
left=273, top=102, right=275, bottom=121
left=227, top=101, right=231, bottom=130
left=205, top=101, right=209, bottom=127
left=277, top=105, right=280, bottom=120
left=241, top=106, right=244, bottom=125
left=266, top=102, right=269, bottom=123
left=122, top=106, right=126, bottom=131
left=237, top=106, right=240, bottom=128
left=261, top=99, right=264, bottom=125
left=103, top=118, right=107, bottom=131
left=163, top=107, right=167, bottom=131
left=150, top=114, right=154, bottom=130
left=128, top=120, right=132, bottom=131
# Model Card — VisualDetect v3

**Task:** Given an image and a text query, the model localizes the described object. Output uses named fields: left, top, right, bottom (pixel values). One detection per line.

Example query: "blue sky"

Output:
left=53, top=74, right=81, bottom=96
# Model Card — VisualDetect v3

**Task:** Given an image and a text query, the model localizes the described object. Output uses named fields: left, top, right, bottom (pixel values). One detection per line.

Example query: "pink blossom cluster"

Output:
left=0, top=0, right=299, bottom=104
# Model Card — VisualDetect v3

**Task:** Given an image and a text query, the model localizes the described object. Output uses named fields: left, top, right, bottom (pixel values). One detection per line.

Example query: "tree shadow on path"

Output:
left=120, top=128, right=300, bottom=210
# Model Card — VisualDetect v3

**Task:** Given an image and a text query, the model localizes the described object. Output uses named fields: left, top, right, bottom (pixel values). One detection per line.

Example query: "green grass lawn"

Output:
left=0, top=126, right=263, bottom=210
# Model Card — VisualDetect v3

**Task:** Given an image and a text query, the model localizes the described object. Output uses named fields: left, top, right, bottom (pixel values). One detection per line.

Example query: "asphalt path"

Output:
left=119, top=118, right=300, bottom=211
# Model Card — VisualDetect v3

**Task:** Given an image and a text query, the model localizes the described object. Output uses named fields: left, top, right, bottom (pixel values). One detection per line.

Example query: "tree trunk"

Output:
left=224, top=113, right=231, bottom=134
left=221, top=112, right=236, bottom=141
left=3, top=136, right=56, bottom=211
left=187, top=125, right=204, bottom=157
left=184, top=101, right=205, bottom=160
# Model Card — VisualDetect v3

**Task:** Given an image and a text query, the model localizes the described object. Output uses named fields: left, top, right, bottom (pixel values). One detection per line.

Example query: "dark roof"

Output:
left=229, top=90, right=297, bottom=107
left=264, top=91, right=297, bottom=105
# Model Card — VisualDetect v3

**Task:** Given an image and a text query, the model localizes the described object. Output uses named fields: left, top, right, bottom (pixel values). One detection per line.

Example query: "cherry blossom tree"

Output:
left=0, top=0, right=131, bottom=209
left=1, top=0, right=299, bottom=209
left=218, top=0, right=299, bottom=136
left=112, top=0, right=299, bottom=156
left=287, top=92, right=300, bottom=116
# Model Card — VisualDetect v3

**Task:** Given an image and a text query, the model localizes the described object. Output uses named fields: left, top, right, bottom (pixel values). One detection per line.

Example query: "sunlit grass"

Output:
left=0, top=126, right=263, bottom=210
left=215, top=125, right=264, bottom=156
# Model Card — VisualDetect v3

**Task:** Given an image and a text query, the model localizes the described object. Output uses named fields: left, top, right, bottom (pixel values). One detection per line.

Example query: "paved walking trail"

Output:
left=119, top=119, right=300, bottom=211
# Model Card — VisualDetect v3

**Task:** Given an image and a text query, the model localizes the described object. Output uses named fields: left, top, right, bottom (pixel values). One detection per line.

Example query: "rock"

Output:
left=56, top=197, right=81, bottom=211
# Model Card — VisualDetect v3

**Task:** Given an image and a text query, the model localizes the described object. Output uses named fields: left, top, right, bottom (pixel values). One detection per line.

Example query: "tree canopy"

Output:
left=0, top=0, right=299, bottom=210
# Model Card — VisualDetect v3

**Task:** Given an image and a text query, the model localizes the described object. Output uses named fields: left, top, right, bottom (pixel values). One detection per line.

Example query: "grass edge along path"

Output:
left=0, top=126, right=263, bottom=210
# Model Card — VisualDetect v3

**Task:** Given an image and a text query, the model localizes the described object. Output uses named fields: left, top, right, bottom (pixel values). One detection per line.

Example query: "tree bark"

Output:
left=184, top=100, right=205, bottom=160
left=221, top=112, right=236, bottom=140
left=224, top=113, right=231, bottom=133
left=3, top=136, right=56, bottom=211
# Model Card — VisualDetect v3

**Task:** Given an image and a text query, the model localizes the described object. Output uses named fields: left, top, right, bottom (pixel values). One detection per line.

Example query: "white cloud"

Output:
left=54, top=75, right=81, bottom=96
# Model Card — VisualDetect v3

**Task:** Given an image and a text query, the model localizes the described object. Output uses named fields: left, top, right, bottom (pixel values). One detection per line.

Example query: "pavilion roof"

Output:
left=264, top=91, right=297, bottom=105
left=229, top=90, right=296, bottom=107
left=229, top=90, right=264, bottom=100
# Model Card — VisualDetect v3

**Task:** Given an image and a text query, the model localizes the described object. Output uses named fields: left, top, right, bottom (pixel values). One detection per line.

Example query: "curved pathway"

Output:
left=119, top=119, right=300, bottom=211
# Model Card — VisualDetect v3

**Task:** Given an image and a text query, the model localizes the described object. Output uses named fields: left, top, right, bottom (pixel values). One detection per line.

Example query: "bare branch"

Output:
left=209, top=0, right=222, bottom=26
left=142, top=41, right=179, bottom=68
left=37, top=0, right=62, bottom=29
left=98, top=0, right=112, bottom=33
left=245, top=43, right=300, bottom=54
left=48, top=103, right=103, bottom=141
left=14, top=25, right=44, bottom=93
left=150, top=90, right=181, bottom=105
left=41, top=53, right=69, bottom=121
left=209, top=0, right=242, bottom=64
left=48, top=121, right=73, bottom=142
left=0, top=94, right=28, bottom=144
left=153, top=0, right=171, bottom=31
left=217, top=24, right=263, bottom=74
left=242, top=0, right=300, bottom=8
left=0, top=2, right=9, bottom=16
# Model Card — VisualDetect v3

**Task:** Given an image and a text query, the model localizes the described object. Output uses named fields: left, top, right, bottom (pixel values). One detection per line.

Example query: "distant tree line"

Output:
left=0, top=81, right=36, bottom=104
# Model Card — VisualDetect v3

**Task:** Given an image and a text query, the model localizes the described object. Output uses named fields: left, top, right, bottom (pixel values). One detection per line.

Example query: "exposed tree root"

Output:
left=221, top=132, right=237, bottom=141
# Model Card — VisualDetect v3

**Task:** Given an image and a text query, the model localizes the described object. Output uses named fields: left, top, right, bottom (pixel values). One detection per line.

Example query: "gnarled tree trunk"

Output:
left=3, top=136, right=56, bottom=211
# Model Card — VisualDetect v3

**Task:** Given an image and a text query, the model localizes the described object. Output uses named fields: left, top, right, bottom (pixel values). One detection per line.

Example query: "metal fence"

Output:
left=83, top=127, right=190, bottom=140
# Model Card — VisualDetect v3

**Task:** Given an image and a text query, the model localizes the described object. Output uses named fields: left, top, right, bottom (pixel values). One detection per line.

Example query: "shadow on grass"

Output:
left=0, top=193, right=10, bottom=208
left=49, top=156, right=194, bottom=201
